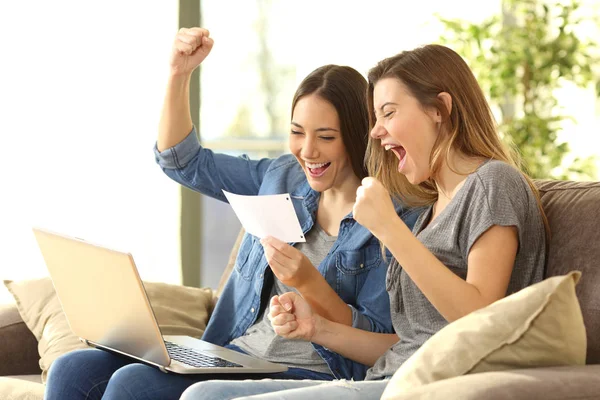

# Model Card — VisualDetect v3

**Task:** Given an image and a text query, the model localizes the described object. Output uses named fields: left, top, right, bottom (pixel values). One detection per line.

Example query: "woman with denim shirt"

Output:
left=44, top=28, right=419, bottom=400
left=179, top=45, right=550, bottom=400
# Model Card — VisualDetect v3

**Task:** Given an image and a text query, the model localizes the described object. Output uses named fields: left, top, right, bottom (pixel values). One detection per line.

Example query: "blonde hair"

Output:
left=366, top=45, right=550, bottom=239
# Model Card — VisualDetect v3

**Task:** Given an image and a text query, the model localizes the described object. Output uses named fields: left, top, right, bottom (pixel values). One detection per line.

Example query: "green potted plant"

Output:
left=439, top=0, right=599, bottom=179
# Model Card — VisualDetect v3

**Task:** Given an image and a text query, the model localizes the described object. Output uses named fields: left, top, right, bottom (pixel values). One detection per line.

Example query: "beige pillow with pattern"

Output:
left=4, top=277, right=213, bottom=382
left=382, top=271, right=586, bottom=399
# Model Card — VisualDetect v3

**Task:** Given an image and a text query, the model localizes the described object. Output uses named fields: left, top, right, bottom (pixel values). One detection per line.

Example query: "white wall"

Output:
left=0, top=1, right=181, bottom=302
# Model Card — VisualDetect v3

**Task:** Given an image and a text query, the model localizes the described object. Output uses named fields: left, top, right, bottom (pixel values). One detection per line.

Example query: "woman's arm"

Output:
left=379, top=220, right=517, bottom=322
left=312, top=317, right=399, bottom=366
left=154, top=28, right=275, bottom=200
left=157, top=28, right=213, bottom=152
left=157, top=74, right=194, bottom=152
left=297, top=275, right=352, bottom=326
left=270, top=294, right=399, bottom=366
left=354, top=178, right=518, bottom=323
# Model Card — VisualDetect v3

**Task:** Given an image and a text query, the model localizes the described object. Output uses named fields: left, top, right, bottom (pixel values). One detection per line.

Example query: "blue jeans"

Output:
left=45, top=346, right=334, bottom=400
left=180, top=379, right=389, bottom=400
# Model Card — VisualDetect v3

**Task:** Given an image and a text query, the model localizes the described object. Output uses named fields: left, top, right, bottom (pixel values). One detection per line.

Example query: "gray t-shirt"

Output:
left=366, top=160, right=547, bottom=380
left=231, top=223, right=337, bottom=374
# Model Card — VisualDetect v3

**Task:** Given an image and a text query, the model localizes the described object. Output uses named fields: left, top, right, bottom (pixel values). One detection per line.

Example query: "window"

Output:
left=0, top=2, right=182, bottom=299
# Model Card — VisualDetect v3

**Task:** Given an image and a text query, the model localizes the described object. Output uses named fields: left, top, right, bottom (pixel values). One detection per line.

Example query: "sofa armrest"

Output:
left=389, top=365, right=600, bottom=400
left=0, top=303, right=41, bottom=376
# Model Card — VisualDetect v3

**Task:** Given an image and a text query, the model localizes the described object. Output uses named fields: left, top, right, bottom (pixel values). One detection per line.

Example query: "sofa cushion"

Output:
left=0, top=303, right=41, bottom=376
left=381, top=272, right=586, bottom=398
left=386, top=365, right=600, bottom=400
left=536, top=180, right=600, bottom=363
left=0, top=376, right=44, bottom=400
left=4, top=277, right=213, bottom=382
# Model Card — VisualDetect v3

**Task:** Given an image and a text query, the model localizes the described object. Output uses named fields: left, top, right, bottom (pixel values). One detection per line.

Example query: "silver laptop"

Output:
left=32, top=227, right=288, bottom=374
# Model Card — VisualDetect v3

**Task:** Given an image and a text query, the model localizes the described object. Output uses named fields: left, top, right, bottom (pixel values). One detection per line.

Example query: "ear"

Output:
left=435, top=92, right=453, bottom=123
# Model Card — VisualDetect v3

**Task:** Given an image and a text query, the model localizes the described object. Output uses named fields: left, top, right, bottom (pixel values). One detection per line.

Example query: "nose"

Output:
left=300, top=134, right=318, bottom=159
left=370, top=123, right=387, bottom=139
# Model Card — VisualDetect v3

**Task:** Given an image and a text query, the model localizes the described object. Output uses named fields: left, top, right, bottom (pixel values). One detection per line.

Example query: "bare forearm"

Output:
left=157, top=73, right=194, bottom=152
left=378, top=220, right=488, bottom=322
left=298, top=278, right=352, bottom=326
left=312, top=317, right=398, bottom=366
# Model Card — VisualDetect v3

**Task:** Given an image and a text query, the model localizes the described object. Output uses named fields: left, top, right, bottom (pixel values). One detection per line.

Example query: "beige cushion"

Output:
left=0, top=377, right=45, bottom=400
left=4, top=277, right=213, bottom=383
left=382, top=271, right=586, bottom=399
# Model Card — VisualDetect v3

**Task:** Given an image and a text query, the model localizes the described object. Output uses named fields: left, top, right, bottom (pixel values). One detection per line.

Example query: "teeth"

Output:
left=306, top=162, right=329, bottom=168
left=384, top=145, right=397, bottom=151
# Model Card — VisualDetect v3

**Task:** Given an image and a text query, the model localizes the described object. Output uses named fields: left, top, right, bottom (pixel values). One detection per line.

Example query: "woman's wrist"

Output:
left=311, top=314, right=327, bottom=343
left=167, top=71, right=191, bottom=87
left=375, top=215, right=412, bottom=248
left=295, top=267, right=323, bottom=293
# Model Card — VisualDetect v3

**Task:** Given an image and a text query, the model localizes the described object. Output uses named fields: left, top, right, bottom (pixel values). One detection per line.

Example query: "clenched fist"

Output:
left=269, top=293, right=317, bottom=341
left=170, top=27, right=214, bottom=76
left=352, top=177, right=398, bottom=238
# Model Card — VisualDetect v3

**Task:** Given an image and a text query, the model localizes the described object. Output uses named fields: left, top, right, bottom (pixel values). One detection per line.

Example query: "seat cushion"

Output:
left=0, top=376, right=44, bottom=400
left=386, top=365, right=600, bottom=400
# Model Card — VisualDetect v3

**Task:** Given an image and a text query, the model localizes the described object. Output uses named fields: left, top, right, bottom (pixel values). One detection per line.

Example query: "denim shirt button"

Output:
left=360, top=263, right=364, bottom=268
left=251, top=307, right=255, bottom=313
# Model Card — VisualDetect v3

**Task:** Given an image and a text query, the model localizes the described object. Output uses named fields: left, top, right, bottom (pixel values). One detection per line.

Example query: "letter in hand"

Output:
left=352, top=177, right=399, bottom=237
left=260, top=236, right=318, bottom=289
left=269, top=293, right=316, bottom=341
left=170, top=27, right=214, bottom=76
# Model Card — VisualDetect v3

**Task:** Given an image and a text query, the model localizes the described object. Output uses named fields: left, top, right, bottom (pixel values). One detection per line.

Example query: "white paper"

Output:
left=222, top=190, right=306, bottom=243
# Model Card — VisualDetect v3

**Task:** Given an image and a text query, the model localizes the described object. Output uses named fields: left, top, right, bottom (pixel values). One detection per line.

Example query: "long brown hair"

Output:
left=292, top=65, right=369, bottom=179
left=366, top=45, right=550, bottom=239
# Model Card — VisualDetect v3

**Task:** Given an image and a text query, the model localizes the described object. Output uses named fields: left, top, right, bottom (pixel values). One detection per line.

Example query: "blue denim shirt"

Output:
left=154, top=128, right=420, bottom=380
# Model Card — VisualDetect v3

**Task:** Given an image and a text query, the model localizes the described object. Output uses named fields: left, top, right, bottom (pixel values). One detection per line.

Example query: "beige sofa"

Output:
left=1, top=180, right=600, bottom=399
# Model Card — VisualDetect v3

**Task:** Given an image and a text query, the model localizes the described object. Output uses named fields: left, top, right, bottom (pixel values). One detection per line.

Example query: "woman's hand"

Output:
left=169, top=27, right=214, bottom=76
left=271, top=293, right=400, bottom=366
left=269, top=293, right=318, bottom=341
left=353, top=177, right=400, bottom=239
left=261, top=236, right=318, bottom=289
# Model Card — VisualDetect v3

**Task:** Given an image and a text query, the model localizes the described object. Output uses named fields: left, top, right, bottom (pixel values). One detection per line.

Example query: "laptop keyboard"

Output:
left=164, top=341, right=243, bottom=368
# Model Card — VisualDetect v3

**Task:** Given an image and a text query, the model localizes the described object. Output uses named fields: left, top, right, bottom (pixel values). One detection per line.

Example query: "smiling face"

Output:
left=370, top=78, right=441, bottom=185
left=289, top=94, right=358, bottom=193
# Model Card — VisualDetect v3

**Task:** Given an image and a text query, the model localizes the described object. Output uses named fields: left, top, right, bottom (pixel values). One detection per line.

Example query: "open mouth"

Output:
left=306, top=162, right=331, bottom=177
left=385, top=144, right=407, bottom=171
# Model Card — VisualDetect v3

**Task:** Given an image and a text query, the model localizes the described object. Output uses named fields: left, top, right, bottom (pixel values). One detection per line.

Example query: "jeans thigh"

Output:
left=238, top=380, right=389, bottom=400
left=45, top=348, right=133, bottom=400
left=180, top=379, right=329, bottom=400
left=105, top=365, right=329, bottom=400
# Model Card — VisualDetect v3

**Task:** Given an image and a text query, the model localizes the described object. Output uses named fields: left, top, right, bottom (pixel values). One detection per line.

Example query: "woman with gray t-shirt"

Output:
left=180, top=45, right=549, bottom=400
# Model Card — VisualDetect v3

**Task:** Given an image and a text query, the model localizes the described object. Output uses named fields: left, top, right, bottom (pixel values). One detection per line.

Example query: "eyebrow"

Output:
left=377, top=102, right=398, bottom=111
left=291, top=121, right=339, bottom=133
